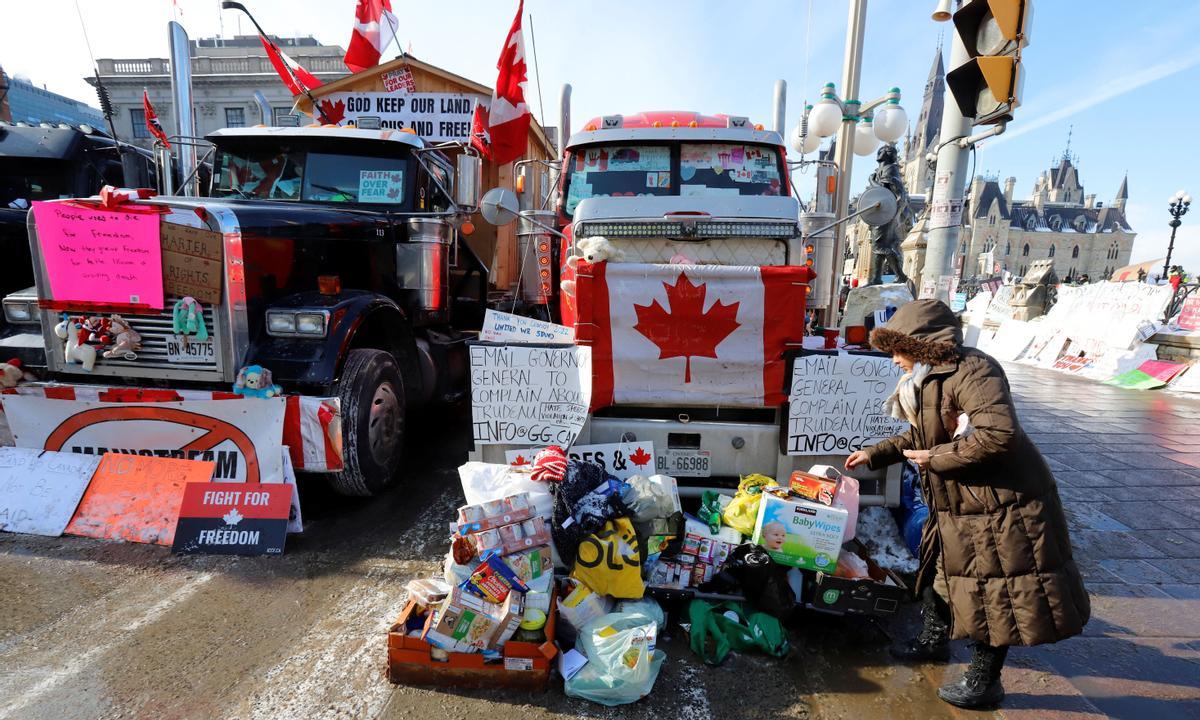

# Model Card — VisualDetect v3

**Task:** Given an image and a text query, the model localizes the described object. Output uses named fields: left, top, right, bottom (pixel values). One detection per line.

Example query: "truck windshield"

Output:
left=0, top=160, right=68, bottom=205
left=212, top=145, right=410, bottom=205
left=562, top=141, right=784, bottom=216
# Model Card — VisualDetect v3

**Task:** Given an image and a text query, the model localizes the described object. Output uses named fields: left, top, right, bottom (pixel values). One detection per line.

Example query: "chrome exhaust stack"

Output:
left=168, top=20, right=197, bottom=196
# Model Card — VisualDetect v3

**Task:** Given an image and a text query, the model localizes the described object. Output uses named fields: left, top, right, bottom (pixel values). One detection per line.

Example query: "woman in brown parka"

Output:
left=846, top=299, right=1090, bottom=709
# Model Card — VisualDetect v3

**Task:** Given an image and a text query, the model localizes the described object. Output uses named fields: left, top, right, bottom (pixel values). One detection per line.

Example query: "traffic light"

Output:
left=945, top=0, right=1032, bottom=126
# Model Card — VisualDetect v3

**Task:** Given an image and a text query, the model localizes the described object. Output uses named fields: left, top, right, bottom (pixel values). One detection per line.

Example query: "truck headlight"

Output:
left=2, top=299, right=37, bottom=324
left=266, top=310, right=328, bottom=337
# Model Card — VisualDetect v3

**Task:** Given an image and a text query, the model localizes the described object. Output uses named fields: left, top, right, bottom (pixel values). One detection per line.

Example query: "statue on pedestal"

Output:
left=866, top=144, right=914, bottom=286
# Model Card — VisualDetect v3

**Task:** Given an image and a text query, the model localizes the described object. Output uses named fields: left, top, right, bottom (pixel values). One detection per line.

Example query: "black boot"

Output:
left=938, top=641, right=1008, bottom=709
left=890, top=588, right=950, bottom=662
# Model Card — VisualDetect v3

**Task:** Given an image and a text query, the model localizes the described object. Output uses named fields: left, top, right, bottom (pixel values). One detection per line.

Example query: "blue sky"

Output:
left=4, top=0, right=1199, bottom=269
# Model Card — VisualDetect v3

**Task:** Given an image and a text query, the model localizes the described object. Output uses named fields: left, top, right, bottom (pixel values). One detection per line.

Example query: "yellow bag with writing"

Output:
left=571, top=517, right=644, bottom=599
left=722, top=474, right=778, bottom=537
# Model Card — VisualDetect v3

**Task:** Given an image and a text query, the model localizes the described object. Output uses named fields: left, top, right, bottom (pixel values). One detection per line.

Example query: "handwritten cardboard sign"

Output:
left=1178, top=297, right=1200, bottom=331
left=172, top=482, right=291, bottom=555
left=480, top=309, right=574, bottom=344
left=161, top=222, right=223, bottom=304
left=65, top=453, right=216, bottom=546
left=505, top=441, right=656, bottom=480
left=0, top=448, right=102, bottom=536
left=470, top=344, right=592, bottom=446
left=786, top=352, right=907, bottom=455
left=1138, top=359, right=1186, bottom=383
left=32, top=201, right=165, bottom=309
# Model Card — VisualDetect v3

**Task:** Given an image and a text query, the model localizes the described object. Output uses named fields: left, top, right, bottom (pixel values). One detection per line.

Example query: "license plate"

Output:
left=657, top=449, right=711, bottom=478
left=166, top=337, right=215, bottom=363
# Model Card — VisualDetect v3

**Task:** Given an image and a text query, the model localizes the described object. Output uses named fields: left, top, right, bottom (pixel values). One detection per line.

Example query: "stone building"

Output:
left=87, top=35, right=346, bottom=149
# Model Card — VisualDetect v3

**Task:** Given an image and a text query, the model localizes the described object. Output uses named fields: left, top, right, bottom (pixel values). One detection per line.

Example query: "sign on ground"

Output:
left=172, top=482, right=291, bottom=555
left=0, top=448, right=102, bottom=536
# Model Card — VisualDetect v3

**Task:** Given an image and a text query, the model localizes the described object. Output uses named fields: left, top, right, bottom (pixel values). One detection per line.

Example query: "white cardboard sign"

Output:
left=470, top=345, right=592, bottom=446
left=2, top=396, right=286, bottom=484
left=786, top=353, right=908, bottom=455
left=318, top=92, right=486, bottom=141
left=504, top=441, right=656, bottom=480
left=480, top=309, right=574, bottom=344
left=0, top=447, right=102, bottom=536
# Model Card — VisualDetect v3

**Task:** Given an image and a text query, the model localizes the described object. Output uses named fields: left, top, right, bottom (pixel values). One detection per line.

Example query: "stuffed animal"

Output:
left=172, top=297, right=208, bottom=343
left=560, top=236, right=624, bottom=297
left=233, top=364, right=282, bottom=398
left=0, top=358, right=33, bottom=387
left=54, top=318, right=97, bottom=371
left=82, top=316, right=113, bottom=347
left=103, top=315, right=142, bottom=360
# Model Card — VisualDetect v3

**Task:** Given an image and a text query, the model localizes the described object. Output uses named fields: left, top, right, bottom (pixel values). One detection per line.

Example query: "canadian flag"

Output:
left=343, top=0, right=399, bottom=73
left=259, top=36, right=322, bottom=97
left=479, top=0, right=531, bottom=165
left=575, top=262, right=814, bottom=409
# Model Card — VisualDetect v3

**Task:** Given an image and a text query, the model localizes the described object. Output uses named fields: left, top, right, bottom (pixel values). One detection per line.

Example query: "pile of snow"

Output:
left=855, top=506, right=918, bottom=574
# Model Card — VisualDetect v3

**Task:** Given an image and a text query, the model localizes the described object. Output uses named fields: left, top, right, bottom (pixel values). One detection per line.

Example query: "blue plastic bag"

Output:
left=564, top=612, right=666, bottom=706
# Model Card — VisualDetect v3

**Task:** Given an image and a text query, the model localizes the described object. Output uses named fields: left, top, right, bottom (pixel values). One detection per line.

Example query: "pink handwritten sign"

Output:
left=1178, top=297, right=1200, bottom=331
left=32, top=202, right=164, bottom=309
left=1137, top=359, right=1186, bottom=383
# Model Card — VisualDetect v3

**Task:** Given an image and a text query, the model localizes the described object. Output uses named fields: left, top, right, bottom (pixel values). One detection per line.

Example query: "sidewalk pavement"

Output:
left=991, top=361, right=1200, bottom=720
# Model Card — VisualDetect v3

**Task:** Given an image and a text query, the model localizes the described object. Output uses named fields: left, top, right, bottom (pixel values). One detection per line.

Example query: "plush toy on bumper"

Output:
left=0, top=358, right=34, bottom=387
left=53, top=318, right=97, bottom=371
left=233, top=365, right=282, bottom=398
left=561, top=236, right=624, bottom=297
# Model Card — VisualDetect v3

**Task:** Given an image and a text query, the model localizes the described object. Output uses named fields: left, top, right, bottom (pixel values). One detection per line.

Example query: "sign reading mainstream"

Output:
left=470, top=344, right=592, bottom=447
left=0, top=448, right=102, bottom=536
left=172, top=481, right=291, bottom=555
left=320, top=92, right=487, bottom=141
left=786, top=352, right=907, bottom=456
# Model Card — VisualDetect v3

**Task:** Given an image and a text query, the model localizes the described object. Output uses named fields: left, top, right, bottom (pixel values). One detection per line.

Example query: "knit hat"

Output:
left=530, top=445, right=568, bottom=483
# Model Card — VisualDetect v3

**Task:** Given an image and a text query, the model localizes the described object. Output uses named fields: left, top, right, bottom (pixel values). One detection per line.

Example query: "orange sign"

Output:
left=65, top=453, right=216, bottom=546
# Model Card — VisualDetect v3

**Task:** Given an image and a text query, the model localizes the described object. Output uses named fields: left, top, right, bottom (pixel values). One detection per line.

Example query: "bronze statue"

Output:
left=867, top=144, right=913, bottom=286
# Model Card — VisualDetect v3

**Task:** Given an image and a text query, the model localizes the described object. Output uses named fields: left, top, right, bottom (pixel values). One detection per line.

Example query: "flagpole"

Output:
left=220, top=1, right=330, bottom=123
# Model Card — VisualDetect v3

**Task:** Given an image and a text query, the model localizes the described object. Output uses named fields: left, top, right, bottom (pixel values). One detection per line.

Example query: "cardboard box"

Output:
left=751, top=490, right=848, bottom=572
left=810, top=540, right=908, bottom=616
left=422, top=587, right=522, bottom=653
left=161, top=222, right=224, bottom=304
left=789, top=471, right=838, bottom=506
left=470, top=516, right=551, bottom=557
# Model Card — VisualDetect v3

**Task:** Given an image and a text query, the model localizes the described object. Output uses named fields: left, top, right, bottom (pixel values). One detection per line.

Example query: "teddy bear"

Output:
left=0, top=358, right=34, bottom=388
left=233, top=364, right=282, bottom=398
left=103, top=315, right=142, bottom=360
left=560, top=236, right=624, bottom=297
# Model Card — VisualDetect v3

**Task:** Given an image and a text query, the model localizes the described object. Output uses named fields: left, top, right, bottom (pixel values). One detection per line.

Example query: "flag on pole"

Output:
left=469, top=101, right=491, bottom=158
left=343, top=0, right=400, bottom=73
left=479, top=0, right=531, bottom=164
left=142, top=90, right=170, bottom=147
left=259, top=36, right=323, bottom=96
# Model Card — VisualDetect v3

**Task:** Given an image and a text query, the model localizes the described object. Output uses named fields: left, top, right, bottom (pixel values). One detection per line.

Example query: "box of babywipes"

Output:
left=751, top=489, right=848, bottom=572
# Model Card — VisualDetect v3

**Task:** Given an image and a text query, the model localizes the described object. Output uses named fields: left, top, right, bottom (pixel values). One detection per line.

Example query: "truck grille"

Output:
left=607, top=237, right=789, bottom=266
left=48, top=297, right=225, bottom=380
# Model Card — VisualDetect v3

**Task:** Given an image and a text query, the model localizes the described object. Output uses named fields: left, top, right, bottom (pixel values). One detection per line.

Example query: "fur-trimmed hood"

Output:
left=870, top=299, right=961, bottom=366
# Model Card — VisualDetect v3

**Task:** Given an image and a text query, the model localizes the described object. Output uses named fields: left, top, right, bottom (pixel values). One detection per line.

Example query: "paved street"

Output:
left=1, top=361, right=1198, bottom=720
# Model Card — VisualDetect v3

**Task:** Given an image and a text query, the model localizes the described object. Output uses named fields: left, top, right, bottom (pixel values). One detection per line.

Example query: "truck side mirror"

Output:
left=479, top=187, right=520, bottom=227
left=455, top=154, right=482, bottom=210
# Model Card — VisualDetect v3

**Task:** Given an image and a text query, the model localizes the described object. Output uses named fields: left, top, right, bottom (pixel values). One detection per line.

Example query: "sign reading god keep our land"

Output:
left=470, top=344, right=592, bottom=446
left=320, top=92, right=487, bottom=141
left=786, top=352, right=908, bottom=455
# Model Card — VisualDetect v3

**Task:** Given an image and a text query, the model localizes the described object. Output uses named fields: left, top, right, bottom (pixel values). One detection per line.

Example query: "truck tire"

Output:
left=328, top=349, right=406, bottom=496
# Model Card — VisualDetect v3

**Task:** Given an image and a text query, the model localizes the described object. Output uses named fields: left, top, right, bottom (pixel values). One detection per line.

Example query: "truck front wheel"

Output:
left=329, top=349, right=406, bottom=496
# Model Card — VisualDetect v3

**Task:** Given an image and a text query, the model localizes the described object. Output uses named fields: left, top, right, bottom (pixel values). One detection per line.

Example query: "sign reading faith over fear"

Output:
left=172, top=482, right=291, bottom=555
left=0, top=448, right=102, bottom=536
left=470, top=344, right=592, bottom=447
left=32, top=201, right=165, bottom=309
left=316, top=92, right=487, bottom=141
left=786, top=352, right=908, bottom=456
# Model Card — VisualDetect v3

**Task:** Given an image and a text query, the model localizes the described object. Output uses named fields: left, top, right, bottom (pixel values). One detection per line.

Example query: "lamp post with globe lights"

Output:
left=1164, top=190, right=1191, bottom=283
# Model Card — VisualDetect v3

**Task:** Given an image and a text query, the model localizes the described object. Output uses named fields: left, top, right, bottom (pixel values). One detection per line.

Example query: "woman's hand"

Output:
left=845, top=450, right=870, bottom=470
left=903, top=449, right=931, bottom=467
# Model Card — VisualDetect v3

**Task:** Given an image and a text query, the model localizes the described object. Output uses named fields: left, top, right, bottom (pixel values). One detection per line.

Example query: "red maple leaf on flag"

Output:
left=629, top=447, right=652, bottom=467
left=633, top=271, right=740, bottom=383
left=318, top=99, right=346, bottom=124
left=511, top=454, right=528, bottom=466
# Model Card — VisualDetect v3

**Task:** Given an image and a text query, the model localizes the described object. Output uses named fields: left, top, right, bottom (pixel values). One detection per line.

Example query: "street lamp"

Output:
left=790, top=83, right=907, bottom=157
left=1164, top=189, right=1191, bottom=282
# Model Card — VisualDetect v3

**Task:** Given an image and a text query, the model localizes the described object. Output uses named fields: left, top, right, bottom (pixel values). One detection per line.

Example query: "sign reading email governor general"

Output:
left=786, top=352, right=908, bottom=455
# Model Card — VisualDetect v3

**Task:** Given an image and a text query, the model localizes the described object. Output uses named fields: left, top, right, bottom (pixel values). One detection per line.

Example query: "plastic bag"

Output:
left=571, top=517, right=644, bottom=599
left=687, top=600, right=789, bottom=666
left=698, top=543, right=795, bottom=618
left=458, top=462, right=554, bottom=524
left=722, top=474, right=778, bottom=536
left=564, top=612, right=666, bottom=706
left=624, top=474, right=681, bottom=523
left=616, top=597, right=664, bottom=630
left=699, top=491, right=725, bottom=535
left=834, top=475, right=860, bottom=543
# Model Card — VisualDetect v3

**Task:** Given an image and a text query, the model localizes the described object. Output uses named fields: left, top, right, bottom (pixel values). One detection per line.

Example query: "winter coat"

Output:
left=864, top=299, right=1090, bottom=647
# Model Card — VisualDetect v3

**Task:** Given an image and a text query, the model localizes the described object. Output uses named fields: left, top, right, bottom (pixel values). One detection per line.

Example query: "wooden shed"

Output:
left=295, top=54, right=557, bottom=291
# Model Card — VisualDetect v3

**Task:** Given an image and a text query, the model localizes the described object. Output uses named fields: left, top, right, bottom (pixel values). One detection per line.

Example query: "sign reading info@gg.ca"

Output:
left=786, top=352, right=908, bottom=456
left=469, top=344, right=592, bottom=447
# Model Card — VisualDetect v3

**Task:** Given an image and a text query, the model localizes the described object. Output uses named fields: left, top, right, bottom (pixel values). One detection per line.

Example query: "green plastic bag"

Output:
left=699, top=491, right=724, bottom=535
left=721, top=474, right=778, bottom=537
left=687, top=600, right=790, bottom=666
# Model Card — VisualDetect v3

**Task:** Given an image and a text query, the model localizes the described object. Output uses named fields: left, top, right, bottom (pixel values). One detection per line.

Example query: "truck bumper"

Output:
left=471, top=413, right=900, bottom=507
left=0, top=328, right=48, bottom=371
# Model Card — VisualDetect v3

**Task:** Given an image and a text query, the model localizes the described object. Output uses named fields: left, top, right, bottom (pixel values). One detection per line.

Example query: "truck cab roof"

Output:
left=567, top=110, right=783, bottom=149
left=0, top=123, right=113, bottom=160
left=207, top=125, right=426, bottom=149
